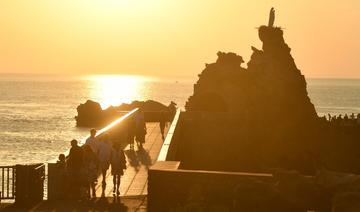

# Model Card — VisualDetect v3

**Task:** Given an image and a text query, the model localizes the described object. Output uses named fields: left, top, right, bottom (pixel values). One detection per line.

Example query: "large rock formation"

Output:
left=186, top=26, right=317, bottom=123
left=179, top=10, right=360, bottom=176
left=182, top=23, right=319, bottom=174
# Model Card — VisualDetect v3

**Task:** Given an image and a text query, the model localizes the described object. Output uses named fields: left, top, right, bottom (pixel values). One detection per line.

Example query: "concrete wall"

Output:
left=148, top=161, right=308, bottom=212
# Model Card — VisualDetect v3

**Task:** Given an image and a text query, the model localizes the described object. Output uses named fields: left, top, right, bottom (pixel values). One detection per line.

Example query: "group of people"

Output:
left=55, top=108, right=173, bottom=200
left=57, top=129, right=127, bottom=200
left=322, top=113, right=360, bottom=126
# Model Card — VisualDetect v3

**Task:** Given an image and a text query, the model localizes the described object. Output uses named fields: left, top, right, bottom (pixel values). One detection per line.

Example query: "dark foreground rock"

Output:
left=75, top=100, right=176, bottom=127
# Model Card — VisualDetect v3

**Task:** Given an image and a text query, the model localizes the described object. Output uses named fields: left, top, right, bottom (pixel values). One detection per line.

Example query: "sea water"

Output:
left=0, top=74, right=359, bottom=165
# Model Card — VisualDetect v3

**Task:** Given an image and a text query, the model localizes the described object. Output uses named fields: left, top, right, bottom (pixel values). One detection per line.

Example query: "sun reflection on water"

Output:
left=86, top=75, right=152, bottom=109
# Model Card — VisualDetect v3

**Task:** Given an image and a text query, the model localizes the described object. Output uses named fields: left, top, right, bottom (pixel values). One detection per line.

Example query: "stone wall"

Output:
left=148, top=162, right=308, bottom=212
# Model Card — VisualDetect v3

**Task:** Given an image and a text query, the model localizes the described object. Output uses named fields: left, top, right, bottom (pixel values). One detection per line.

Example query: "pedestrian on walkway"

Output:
left=98, top=134, right=112, bottom=187
left=67, top=139, right=83, bottom=200
left=127, top=118, right=136, bottom=150
left=110, top=142, right=127, bottom=196
left=85, top=128, right=100, bottom=156
left=135, top=108, right=146, bottom=148
left=159, top=112, right=167, bottom=140
left=83, top=145, right=98, bottom=199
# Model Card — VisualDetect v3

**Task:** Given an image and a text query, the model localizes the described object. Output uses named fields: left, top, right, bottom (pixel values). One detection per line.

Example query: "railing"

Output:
left=158, top=109, right=182, bottom=161
left=0, top=166, right=15, bottom=200
left=14, top=163, right=45, bottom=204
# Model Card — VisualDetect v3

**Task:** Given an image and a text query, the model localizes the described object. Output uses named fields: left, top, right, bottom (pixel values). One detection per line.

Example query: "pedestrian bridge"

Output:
left=47, top=108, right=178, bottom=199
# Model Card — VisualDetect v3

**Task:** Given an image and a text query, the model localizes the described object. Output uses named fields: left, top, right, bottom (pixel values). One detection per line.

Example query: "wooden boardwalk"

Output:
left=95, top=122, right=167, bottom=197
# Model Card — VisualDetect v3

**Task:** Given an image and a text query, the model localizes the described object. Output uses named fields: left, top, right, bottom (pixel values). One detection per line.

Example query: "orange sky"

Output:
left=0, top=0, right=359, bottom=78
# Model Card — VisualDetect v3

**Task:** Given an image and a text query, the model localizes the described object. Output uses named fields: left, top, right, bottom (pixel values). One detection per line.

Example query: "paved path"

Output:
left=95, top=122, right=167, bottom=197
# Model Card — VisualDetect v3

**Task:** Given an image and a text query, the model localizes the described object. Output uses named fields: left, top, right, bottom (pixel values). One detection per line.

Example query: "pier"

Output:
left=0, top=108, right=175, bottom=211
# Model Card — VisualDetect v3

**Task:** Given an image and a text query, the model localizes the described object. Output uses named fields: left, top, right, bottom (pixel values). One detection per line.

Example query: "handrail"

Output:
left=34, top=164, right=46, bottom=170
left=157, top=109, right=181, bottom=161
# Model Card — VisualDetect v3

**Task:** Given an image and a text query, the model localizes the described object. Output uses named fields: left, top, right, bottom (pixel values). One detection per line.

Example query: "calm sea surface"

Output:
left=0, top=75, right=359, bottom=165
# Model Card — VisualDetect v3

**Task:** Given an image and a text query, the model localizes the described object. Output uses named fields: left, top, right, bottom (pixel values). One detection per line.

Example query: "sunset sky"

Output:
left=0, top=1, right=359, bottom=78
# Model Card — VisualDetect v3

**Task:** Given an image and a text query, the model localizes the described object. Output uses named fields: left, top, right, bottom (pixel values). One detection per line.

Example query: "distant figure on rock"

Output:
left=268, top=7, right=275, bottom=27
left=350, top=113, right=355, bottom=120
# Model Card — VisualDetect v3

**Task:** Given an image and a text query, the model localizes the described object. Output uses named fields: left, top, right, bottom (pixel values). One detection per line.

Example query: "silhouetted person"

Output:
left=111, top=142, right=127, bottom=196
left=56, top=154, right=67, bottom=200
left=127, top=119, right=136, bottom=150
left=168, top=101, right=177, bottom=122
left=85, top=128, right=100, bottom=156
left=350, top=113, right=356, bottom=120
left=135, top=108, right=146, bottom=148
left=67, top=139, right=83, bottom=200
left=321, top=115, right=327, bottom=122
left=328, top=113, right=332, bottom=122
left=344, top=114, right=350, bottom=126
left=98, top=134, right=112, bottom=192
left=83, top=145, right=98, bottom=199
left=336, top=115, right=343, bottom=126
left=57, top=153, right=66, bottom=168
left=159, top=112, right=166, bottom=140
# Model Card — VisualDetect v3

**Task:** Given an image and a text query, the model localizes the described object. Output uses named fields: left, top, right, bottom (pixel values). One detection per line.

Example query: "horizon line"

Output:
left=1, top=72, right=360, bottom=80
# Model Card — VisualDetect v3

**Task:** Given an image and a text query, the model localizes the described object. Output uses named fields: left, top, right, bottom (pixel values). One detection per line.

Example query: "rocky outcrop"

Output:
left=186, top=25, right=316, bottom=123
left=75, top=100, right=173, bottom=127
left=75, top=100, right=105, bottom=127
left=182, top=23, right=320, bottom=174
left=180, top=11, right=360, bottom=176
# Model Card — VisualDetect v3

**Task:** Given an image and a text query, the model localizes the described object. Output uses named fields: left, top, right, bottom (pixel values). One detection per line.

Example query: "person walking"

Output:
left=110, top=142, right=127, bottom=196
left=85, top=128, right=100, bottom=156
left=159, top=112, right=166, bottom=140
left=67, top=139, right=83, bottom=200
left=135, top=108, right=146, bottom=148
left=83, top=145, right=98, bottom=199
left=98, top=134, right=112, bottom=189
left=127, top=119, right=136, bottom=150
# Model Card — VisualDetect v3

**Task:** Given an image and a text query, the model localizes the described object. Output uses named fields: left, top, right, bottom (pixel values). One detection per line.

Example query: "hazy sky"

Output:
left=0, top=0, right=359, bottom=78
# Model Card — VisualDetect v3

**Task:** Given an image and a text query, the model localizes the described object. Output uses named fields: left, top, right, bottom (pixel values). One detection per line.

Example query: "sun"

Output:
left=87, top=75, right=149, bottom=109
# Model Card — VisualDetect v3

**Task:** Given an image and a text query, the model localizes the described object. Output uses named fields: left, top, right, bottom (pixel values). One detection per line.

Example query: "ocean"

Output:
left=0, top=74, right=360, bottom=166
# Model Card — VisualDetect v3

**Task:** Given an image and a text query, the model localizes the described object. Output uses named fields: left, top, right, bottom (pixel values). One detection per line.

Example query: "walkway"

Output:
left=95, top=122, right=167, bottom=197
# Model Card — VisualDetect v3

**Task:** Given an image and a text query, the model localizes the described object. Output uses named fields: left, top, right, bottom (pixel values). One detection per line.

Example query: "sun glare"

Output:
left=87, top=75, right=150, bottom=109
